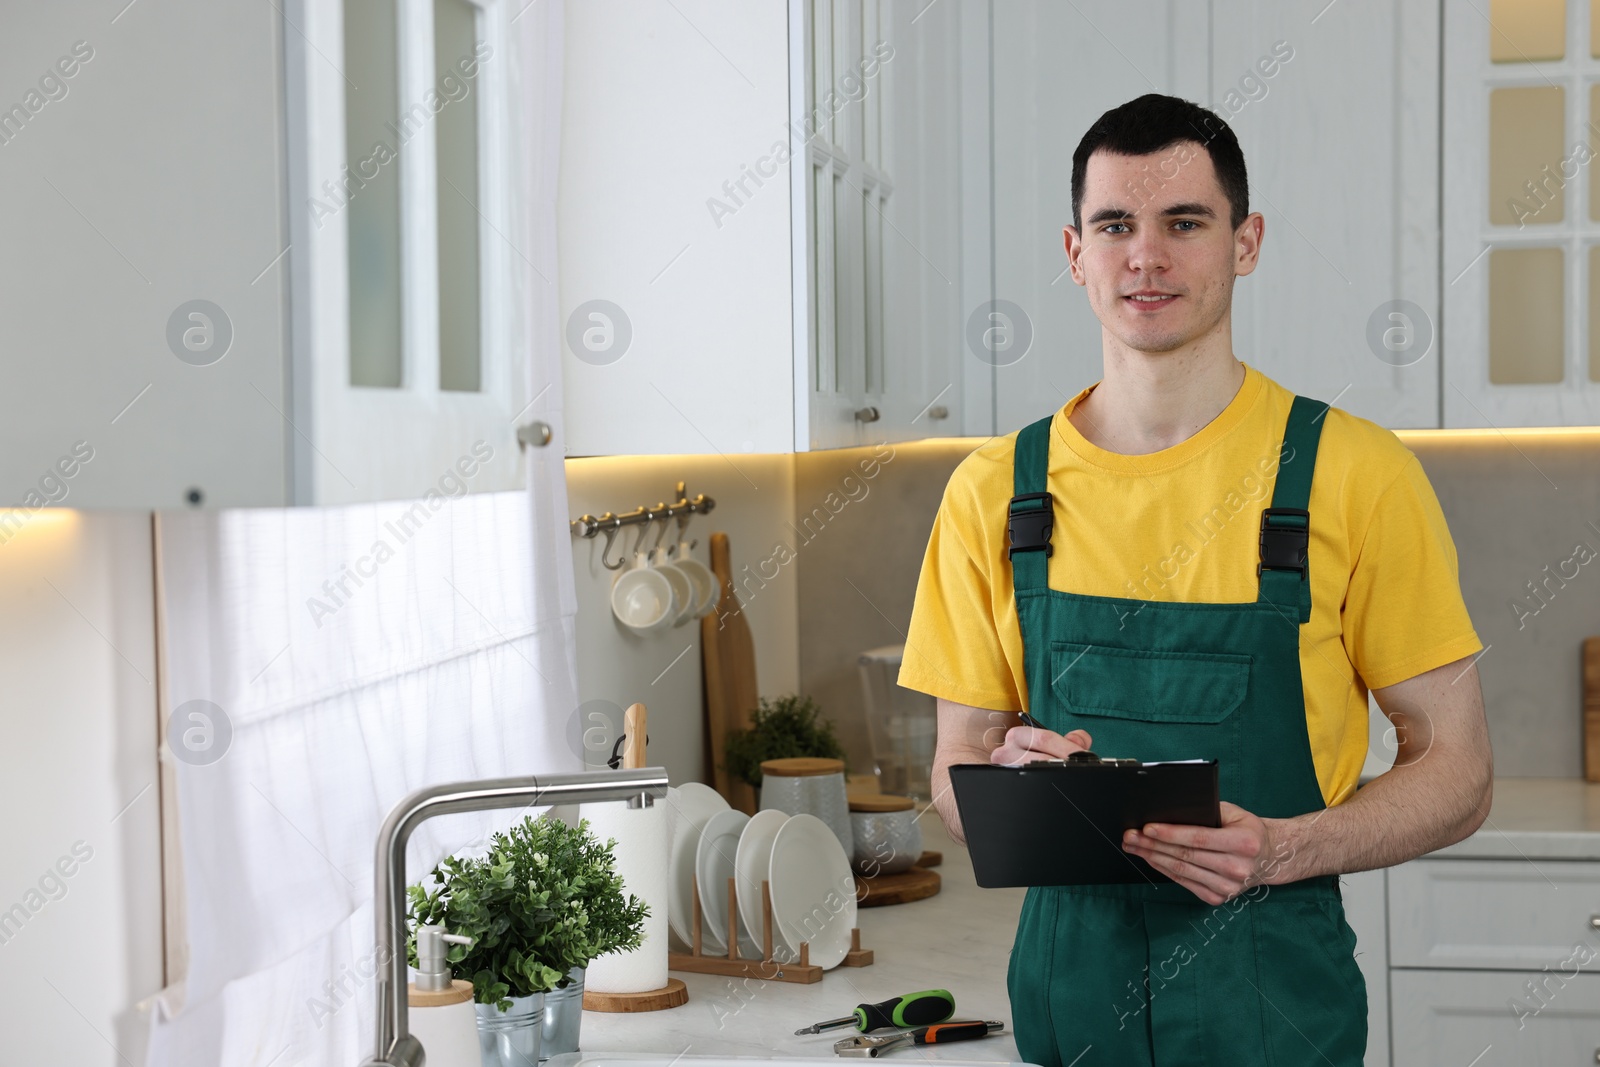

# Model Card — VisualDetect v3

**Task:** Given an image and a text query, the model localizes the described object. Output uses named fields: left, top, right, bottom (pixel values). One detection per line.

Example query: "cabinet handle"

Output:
left=517, top=420, right=553, bottom=448
left=855, top=406, right=880, bottom=423
left=1590, top=914, right=1600, bottom=931
left=927, top=405, right=949, bottom=420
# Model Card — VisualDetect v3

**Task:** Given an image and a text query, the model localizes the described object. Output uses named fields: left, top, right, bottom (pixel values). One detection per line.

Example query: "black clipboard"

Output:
left=950, top=754, right=1220, bottom=887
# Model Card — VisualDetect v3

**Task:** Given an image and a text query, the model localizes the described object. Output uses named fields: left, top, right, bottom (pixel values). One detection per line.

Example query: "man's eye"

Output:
left=1104, top=223, right=1129, bottom=234
left=1174, top=220, right=1199, bottom=231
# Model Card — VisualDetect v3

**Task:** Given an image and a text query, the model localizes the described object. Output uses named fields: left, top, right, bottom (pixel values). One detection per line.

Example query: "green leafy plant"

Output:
left=406, top=815, right=649, bottom=1010
left=723, top=693, right=845, bottom=788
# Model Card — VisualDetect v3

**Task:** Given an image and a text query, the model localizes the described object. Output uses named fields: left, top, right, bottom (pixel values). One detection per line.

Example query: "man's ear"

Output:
left=1062, top=225, right=1086, bottom=286
left=1233, top=212, right=1265, bottom=278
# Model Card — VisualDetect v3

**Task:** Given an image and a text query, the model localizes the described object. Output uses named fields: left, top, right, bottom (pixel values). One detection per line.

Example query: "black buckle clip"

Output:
left=1257, top=507, right=1310, bottom=577
left=1007, top=491, right=1054, bottom=559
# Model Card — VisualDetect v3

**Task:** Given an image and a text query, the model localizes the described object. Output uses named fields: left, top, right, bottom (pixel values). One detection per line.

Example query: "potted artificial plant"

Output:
left=724, top=693, right=846, bottom=792
left=407, top=814, right=649, bottom=1065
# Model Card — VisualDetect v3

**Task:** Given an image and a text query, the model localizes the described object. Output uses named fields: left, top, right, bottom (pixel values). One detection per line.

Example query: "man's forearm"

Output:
left=930, top=746, right=986, bottom=845
left=1262, top=750, right=1492, bottom=884
left=931, top=697, right=1021, bottom=845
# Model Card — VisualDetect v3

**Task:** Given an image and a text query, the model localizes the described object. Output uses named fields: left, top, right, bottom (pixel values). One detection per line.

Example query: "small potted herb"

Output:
left=407, top=814, right=649, bottom=1063
left=723, top=693, right=846, bottom=789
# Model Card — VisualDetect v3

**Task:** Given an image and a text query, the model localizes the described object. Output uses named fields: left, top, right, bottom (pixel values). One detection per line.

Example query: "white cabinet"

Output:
left=559, top=0, right=965, bottom=457
left=1209, top=0, right=1442, bottom=431
left=282, top=0, right=534, bottom=504
left=0, top=3, right=290, bottom=509
left=985, top=0, right=1441, bottom=434
left=1389, top=858, right=1600, bottom=971
left=987, top=1, right=1207, bottom=434
left=1342, top=867, right=1393, bottom=1067
left=1442, top=0, right=1600, bottom=427
left=1389, top=857, right=1600, bottom=1065
left=0, top=0, right=535, bottom=508
left=1392, top=970, right=1600, bottom=1066
left=807, top=0, right=967, bottom=448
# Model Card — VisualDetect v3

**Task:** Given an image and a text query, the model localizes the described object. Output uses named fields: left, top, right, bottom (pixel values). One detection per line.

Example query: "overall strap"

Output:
left=1008, top=415, right=1055, bottom=595
left=1257, top=395, right=1330, bottom=622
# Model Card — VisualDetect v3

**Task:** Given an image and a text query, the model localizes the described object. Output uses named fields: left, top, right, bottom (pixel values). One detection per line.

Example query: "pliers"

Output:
left=833, top=1020, right=1005, bottom=1057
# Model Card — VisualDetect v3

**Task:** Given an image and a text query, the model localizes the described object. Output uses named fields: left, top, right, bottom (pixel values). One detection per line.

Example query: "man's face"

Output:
left=1064, top=143, right=1262, bottom=356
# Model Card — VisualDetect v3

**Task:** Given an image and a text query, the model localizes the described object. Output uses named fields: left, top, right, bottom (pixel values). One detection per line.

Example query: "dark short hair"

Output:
left=1071, top=93, right=1249, bottom=235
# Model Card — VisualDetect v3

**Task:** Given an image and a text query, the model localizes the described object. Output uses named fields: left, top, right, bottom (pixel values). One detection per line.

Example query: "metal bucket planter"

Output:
left=540, top=967, right=586, bottom=1059
left=475, top=992, right=544, bottom=1067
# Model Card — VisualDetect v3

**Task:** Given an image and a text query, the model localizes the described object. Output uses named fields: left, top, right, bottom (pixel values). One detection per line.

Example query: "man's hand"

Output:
left=1121, top=801, right=1287, bottom=906
left=989, top=723, right=1093, bottom=766
left=934, top=699, right=1094, bottom=843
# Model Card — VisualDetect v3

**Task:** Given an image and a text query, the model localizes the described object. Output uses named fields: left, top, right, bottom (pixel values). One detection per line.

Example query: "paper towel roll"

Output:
left=582, top=798, right=670, bottom=992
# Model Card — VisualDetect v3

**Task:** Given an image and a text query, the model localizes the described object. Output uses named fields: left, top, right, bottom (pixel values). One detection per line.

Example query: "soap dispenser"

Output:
left=409, top=924, right=481, bottom=1067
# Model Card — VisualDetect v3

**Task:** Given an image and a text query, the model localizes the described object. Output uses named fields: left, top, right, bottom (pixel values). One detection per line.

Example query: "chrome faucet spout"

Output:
left=358, top=767, right=671, bottom=1067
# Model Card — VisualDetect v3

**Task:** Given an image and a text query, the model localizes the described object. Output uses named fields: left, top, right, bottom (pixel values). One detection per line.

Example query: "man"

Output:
left=899, top=94, right=1493, bottom=1066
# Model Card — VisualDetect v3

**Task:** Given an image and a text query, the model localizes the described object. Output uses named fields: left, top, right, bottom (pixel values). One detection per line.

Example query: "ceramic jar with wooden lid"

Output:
left=758, top=757, right=853, bottom=857
left=848, top=793, right=922, bottom=876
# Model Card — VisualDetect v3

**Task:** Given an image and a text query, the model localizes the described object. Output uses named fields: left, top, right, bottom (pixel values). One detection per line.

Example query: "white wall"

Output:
left=0, top=512, right=163, bottom=1065
left=564, top=454, right=799, bottom=784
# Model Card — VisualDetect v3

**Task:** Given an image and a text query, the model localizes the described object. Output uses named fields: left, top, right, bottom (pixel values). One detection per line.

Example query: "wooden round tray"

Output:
left=854, top=864, right=940, bottom=907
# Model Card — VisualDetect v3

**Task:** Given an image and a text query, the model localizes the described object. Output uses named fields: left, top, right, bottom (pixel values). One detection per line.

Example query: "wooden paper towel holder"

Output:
left=582, top=703, right=691, bottom=1013
left=584, top=979, right=689, bottom=1013
left=667, top=873, right=873, bottom=984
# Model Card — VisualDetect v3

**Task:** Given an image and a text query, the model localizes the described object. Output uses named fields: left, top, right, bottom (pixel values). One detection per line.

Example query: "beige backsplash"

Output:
left=1398, top=431, right=1600, bottom=778
left=564, top=452, right=801, bottom=787
left=566, top=432, right=1600, bottom=786
left=791, top=439, right=970, bottom=774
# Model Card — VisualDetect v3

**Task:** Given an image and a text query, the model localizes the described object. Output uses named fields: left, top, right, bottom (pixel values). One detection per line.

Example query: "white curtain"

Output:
left=146, top=4, right=572, bottom=1064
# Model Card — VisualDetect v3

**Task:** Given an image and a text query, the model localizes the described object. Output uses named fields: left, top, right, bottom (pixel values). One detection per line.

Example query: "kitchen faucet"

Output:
left=359, top=767, right=670, bottom=1067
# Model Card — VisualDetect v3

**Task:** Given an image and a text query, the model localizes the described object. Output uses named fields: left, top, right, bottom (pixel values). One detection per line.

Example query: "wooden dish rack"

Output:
left=667, top=874, right=873, bottom=983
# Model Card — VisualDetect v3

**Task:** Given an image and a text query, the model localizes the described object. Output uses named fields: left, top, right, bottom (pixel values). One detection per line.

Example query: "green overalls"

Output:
left=1002, top=395, right=1367, bottom=1066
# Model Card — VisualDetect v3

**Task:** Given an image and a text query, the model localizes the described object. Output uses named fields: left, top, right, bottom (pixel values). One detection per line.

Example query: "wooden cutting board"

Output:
left=701, top=532, right=758, bottom=813
left=1583, top=637, right=1600, bottom=782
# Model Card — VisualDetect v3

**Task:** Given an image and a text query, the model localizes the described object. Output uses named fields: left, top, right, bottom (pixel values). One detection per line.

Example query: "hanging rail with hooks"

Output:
left=569, top=481, right=717, bottom=571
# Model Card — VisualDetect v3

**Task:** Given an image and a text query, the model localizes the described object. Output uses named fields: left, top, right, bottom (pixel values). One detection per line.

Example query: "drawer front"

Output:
left=1392, top=969, right=1600, bottom=1067
left=1388, top=858, right=1600, bottom=971
left=1342, top=868, right=1391, bottom=1067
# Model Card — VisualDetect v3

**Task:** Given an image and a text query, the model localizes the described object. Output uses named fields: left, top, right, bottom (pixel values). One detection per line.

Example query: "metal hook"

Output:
left=606, top=731, right=652, bottom=770
left=627, top=514, right=654, bottom=563
left=670, top=497, right=697, bottom=559
left=598, top=518, right=627, bottom=571
left=650, top=505, right=673, bottom=559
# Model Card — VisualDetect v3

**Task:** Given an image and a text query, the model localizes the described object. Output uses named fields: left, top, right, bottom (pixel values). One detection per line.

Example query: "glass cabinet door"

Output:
left=1444, top=0, right=1600, bottom=425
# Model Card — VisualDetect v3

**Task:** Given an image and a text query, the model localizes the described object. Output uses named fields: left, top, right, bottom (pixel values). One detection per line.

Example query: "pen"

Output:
left=1018, top=711, right=1096, bottom=758
left=995, top=711, right=1047, bottom=768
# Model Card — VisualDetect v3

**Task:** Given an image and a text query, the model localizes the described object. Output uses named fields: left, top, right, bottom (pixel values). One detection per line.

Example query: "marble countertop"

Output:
left=1424, top=775, right=1600, bottom=861
left=576, top=815, right=1025, bottom=1063
left=573, top=777, right=1600, bottom=1062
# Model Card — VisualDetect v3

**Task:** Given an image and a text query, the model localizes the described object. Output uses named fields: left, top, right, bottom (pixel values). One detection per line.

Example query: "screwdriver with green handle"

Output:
left=793, top=989, right=956, bottom=1035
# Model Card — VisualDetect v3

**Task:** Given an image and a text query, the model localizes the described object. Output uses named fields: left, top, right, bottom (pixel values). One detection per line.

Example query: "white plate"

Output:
left=695, top=809, right=757, bottom=958
left=664, top=781, right=725, bottom=842
left=768, top=813, right=859, bottom=969
left=733, top=809, right=791, bottom=961
left=665, top=783, right=730, bottom=951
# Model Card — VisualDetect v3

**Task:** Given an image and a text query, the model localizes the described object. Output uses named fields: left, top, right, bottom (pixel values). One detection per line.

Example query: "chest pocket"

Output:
left=1046, top=642, right=1250, bottom=764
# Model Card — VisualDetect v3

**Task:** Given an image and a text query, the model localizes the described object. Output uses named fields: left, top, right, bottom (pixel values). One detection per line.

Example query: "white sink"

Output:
left=548, top=1053, right=1024, bottom=1067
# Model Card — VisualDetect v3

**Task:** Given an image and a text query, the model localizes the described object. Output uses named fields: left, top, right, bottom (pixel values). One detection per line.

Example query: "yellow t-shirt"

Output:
left=898, top=362, right=1483, bottom=807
